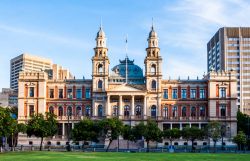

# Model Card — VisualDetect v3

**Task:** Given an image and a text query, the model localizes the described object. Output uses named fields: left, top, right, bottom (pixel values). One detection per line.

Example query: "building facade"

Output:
left=18, top=26, right=238, bottom=147
left=207, top=27, right=250, bottom=115
left=0, top=88, right=18, bottom=108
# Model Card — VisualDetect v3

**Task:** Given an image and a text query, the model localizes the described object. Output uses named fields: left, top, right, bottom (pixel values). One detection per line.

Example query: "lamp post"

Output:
left=67, top=108, right=70, bottom=142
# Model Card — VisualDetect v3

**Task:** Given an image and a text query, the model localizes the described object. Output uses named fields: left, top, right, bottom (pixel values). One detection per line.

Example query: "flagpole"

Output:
left=125, top=35, right=128, bottom=84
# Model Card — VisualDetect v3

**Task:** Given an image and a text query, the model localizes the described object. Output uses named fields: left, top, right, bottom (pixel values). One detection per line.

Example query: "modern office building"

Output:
left=10, top=54, right=53, bottom=91
left=10, top=53, right=73, bottom=92
left=17, top=26, right=238, bottom=147
left=207, top=27, right=250, bottom=115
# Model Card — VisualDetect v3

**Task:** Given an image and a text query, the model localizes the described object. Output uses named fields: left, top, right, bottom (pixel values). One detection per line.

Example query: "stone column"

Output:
left=143, top=96, right=147, bottom=119
left=62, top=123, right=65, bottom=139
left=119, top=95, right=123, bottom=117
left=106, top=95, right=110, bottom=117
left=131, top=95, right=135, bottom=118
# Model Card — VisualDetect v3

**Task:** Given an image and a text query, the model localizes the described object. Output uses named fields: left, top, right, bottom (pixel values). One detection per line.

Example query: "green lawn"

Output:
left=0, top=151, right=250, bottom=161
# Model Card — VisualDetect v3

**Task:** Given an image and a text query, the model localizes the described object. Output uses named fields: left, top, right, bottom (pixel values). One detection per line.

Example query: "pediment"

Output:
left=108, top=84, right=144, bottom=92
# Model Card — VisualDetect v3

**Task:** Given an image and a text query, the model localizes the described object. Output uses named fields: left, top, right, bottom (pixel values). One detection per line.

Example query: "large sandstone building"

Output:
left=18, top=25, right=238, bottom=147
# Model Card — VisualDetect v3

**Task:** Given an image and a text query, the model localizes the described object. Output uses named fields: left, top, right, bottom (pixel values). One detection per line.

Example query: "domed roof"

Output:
left=96, top=27, right=105, bottom=38
left=148, top=26, right=157, bottom=38
left=111, top=57, right=143, bottom=78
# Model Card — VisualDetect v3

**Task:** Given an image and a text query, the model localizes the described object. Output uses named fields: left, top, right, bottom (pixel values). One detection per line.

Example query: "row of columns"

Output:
left=105, top=95, right=148, bottom=117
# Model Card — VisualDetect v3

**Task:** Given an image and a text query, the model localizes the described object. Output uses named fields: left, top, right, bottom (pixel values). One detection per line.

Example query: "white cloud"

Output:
left=0, top=23, right=92, bottom=49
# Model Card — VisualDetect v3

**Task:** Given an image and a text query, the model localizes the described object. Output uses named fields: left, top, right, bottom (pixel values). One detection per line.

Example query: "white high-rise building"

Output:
left=10, top=53, right=52, bottom=91
left=207, top=27, right=250, bottom=115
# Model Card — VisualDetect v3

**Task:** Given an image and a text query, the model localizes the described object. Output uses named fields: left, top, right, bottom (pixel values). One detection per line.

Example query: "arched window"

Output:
left=86, top=106, right=91, bottom=117
left=172, top=106, right=177, bottom=117
left=124, top=105, right=130, bottom=117
left=49, top=106, right=54, bottom=114
left=152, top=51, right=155, bottom=57
left=67, top=106, right=72, bottom=116
left=113, top=105, right=118, bottom=116
left=151, top=105, right=157, bottom=118
left=98, top=80, right=103, bottom=89
left=200, top=106, right=205, bottom=117
left=191, top=107, right=196, bottom=117
left=135, top=105, right=142, bottom=117
left=163, top=106, right=168, bottom=118
left=151, top=80, right=156, bottom=90
left=76, top=106, right=82, bottom=116
left=98, top=105, right=103, bottom=117
left=151, top=64, right=156, bottom=75
left=98, top=64, right=103, bottom=73
left=58, top=106, right=63, bottom=116
left=182, top=106, right=186, bottom=117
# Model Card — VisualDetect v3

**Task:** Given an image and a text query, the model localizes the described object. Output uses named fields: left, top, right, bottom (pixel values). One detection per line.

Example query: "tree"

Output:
left=233, top=131, right=247, bottom=151
left=72, top=118, right=100, bottom=149
left=99, top=118, right=123, bottom=152
left=237, top=111, right=250, bottom=136
left=122, top=125, right=136, bottom=149
left=26, top=112, right=58, bottom=151
left=182, top=126, right=203, bottom=151
left=0, top=107, right=15, bottom=149
left=207, top=121, right=221, bottom=151
left=133, top=120, right=162, bottom=152
left=163, top=128, right=181, bottom=146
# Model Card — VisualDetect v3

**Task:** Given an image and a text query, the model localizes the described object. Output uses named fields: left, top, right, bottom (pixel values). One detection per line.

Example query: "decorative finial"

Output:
left=151, top=17, right=154, bottom=30
left=100, top=17, right=103, bottom=30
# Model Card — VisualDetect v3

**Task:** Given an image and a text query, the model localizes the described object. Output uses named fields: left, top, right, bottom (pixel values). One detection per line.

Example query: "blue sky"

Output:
left=1, top=0, right=250, bottom=90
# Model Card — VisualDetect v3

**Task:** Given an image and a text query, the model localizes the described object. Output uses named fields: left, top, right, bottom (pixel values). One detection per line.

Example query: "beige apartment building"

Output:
left=207, top=27, right=250, bottom=115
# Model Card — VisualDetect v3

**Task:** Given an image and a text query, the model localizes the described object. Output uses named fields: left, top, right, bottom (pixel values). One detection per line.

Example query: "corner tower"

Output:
left=144, top=25, right=162, bottom=91
left=92, top=25, right=109, bottom=92
left=144, top=24, right=163, bottom=118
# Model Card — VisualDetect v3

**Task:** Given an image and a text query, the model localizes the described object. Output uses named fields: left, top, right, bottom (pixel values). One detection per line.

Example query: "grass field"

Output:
left=0, top=151, right=250, bottom=161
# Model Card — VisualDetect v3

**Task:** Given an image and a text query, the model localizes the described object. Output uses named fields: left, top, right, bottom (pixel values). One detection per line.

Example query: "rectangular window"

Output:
left=220, top=104, right=226, bottom=117
left=163, top=89, right=168, bottom=99
left=29, top=105, right=34, bottom=116
left=29, top=87, right=34, bottom=97
left=190, top=89, right=196, bottom=99
left=85, top=88, right=91, bottom=99
left=181, top=89, right=187, bottom=99
left=200, top=89, right=205, bottom=99
left=76, top=89, right=82, bottom=99
left=49, top=89, right=54, bottom=98
left=67, top=89, right=73, bottom=99
left=59, top=89, right=63, bottom=98
left=220, top=87, right=226, bottom=98
left=172, top=89, right=178, bottom=99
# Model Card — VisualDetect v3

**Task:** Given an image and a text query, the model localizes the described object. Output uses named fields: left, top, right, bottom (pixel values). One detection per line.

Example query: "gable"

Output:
left=108, top=84, right=144, bottom=92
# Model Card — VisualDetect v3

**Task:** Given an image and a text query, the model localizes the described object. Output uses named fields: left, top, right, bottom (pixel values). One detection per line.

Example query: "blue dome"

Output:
left=110, top=57, right=145, bottom=84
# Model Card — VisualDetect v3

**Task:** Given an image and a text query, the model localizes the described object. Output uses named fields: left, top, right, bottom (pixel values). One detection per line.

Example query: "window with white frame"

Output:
left=220, top=87, right=226, bottom=98
left=181, top=89, right=187, bottom=99
left=190, top=89, right=196, bottom=99
left=199, top=89, right=205, bottom=99
left=172, top=89, right=178, bottom=99
left=163, top=89, right=168, bottom=99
